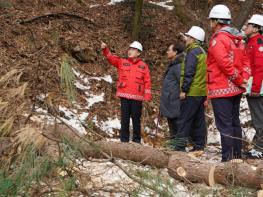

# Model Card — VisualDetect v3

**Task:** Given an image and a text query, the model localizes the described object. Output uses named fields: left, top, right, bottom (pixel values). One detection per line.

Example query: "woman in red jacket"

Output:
left=243, top=14, right=263, bottom=158
left=207, top=5, right=250, bottom=162
left=101, top=41, right=152, bottom=143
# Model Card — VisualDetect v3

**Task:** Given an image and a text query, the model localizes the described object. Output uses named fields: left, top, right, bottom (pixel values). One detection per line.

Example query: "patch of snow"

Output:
left=144, top=126, right=151, bottom=134
left=154, top=118, right=163, bottom=129
left=207, top=130, right=220, bottom=145
left=73, top=68, right=112, bottom=109
left=90, top=75, right=113, bottom=84
left=36, top=94, right=46, bottom=101
left=108, top=0, right=125, bottom=5
left=90, top=4, right=100, bottom=8
left=86, top=93, right=105, bottom=109
left=93, top=116, right=121, bottom=136
left=249, top=149, right=263, bottom=158
left=31, top=106, right=89, bottom=135
left=72, top=68, right=82, bottom=78
left=75, top=81, right=90, bottom=90
left=149, top=0, right=174, bottom=11
left=58, top=106, right=89, bottom=135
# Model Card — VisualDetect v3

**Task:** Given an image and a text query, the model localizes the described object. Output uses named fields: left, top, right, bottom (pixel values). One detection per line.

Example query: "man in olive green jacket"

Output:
left=176, top=26, right=207, bottom=152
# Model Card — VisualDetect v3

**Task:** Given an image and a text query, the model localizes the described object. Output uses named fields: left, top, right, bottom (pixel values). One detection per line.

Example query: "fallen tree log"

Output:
left=4, top=122, right=262, bottom=189
left=83, top=141, right=170, bottom=168
left=214, top=162, right=261, bottom=188
left=81, top=141, right=263, bottom=189
left=168, top=153, right=216, bottom=186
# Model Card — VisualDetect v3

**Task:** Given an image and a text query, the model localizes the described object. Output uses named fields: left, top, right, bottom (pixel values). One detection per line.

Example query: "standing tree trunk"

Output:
left=234, top=0, right=256, bottom=30
left=173, top=0, right=192, bottom=25
left=132, top=0, right=143, bottom=40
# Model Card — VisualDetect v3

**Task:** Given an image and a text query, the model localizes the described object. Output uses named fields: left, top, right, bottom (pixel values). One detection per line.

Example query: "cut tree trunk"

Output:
left=168, top=153, right=216, bottom=186
left=82, top=141, right=263, bottom=188
left=4, top=121, right=263, bottom=189
left=214, top=162, right=261, bottom=188
left=83, top=141, right=170, bottom=168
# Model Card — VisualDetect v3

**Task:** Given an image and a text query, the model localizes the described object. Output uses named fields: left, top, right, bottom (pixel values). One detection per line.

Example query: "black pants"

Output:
left=120, top=98, right=142, bottom=143
left=247, top=96, right=263, bottom=151
left=211, top=94, right=242, bottom=162
left=177, top=96, right=207, bottom=151
left=167, top=118, right=178, bottom=139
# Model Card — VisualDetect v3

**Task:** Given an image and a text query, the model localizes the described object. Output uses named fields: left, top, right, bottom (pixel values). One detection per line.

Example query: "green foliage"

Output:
left=229, top=186, right=256, bottom=197
left=0, top=144, right=52, bottom=196
left=0, top=137, right=85, bottom=196
left=60, top=54, right=76, bottom=103
left=130, top=168, right=178, bottom=197
left=166, top=137, right=188, bottom=150
left=0, top=0, right=12, bottom=8
left=49, top=29, right=60, bottom=44
left=0, top=172, right=15, bottom=195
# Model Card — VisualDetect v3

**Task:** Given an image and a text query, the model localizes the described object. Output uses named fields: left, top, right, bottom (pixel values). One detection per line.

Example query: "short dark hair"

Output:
left=210, top=18, right=231, bottom=25
left=249, top=23, right=263, bottom=34
left=170, top=41, right=185, bottom=54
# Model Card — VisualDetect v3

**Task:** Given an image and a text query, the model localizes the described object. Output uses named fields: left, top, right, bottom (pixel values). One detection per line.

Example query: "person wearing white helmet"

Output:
left=208, top=4, right=232, bottom=25
left=243, top=14, right=263, bottom=159
left=175, top=26, right=207, bottom=152
left=101, top=41, right=152, bottom=143
left=207, top=5, right=251, bottom=162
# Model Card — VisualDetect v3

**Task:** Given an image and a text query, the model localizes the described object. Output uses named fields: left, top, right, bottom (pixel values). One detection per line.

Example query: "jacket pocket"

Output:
left=117, top=81, right=126, bottom=89
left=137, top=84, right=145, bottom=93
left=119, top=66, right=131, bottom=79
left=135, top=70, right=145, bottom=84
left=255, top=50, right=263, bottom=67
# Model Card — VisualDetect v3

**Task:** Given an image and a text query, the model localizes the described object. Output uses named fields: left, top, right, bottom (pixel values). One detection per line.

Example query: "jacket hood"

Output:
left=218, top=26, right=243, bottom=40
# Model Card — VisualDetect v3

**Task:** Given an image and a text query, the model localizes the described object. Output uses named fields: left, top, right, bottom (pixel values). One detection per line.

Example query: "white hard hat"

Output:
left=248, top=14, right=263, bottom=27
left=129, top=41, right=143, bottom=52
left=208, top=4, right=231, bottom=20
left=185, top=26, right=205, bottom=42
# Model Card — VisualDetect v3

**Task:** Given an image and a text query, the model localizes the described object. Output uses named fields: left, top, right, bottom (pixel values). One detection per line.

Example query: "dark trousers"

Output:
left=177, top=96, right=207, bottom=151
left=247, top=96, right=263, bottom=151
left=120, top=98, right=142, bottom=143
left=211, top=94, right=242, bottom=161
left=167, top=118, right=178, bottom=139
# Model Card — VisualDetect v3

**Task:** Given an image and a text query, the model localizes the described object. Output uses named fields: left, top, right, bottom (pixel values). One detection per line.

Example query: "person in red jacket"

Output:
left=243, top=14, right=263, bottom=158
left=101, top=41, right=152, bottom=143
left=207, top=5, right=250, bottom=162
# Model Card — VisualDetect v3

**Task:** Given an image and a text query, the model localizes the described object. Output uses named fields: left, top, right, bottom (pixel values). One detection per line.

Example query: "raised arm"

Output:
left=101, top=41, right=121, bottom=68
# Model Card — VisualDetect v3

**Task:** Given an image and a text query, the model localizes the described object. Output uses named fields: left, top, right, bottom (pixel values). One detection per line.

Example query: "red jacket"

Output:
left=103, top=48, right=152, bottom=101
left=246, top=34, right=263, bottom=94
left=207, top=27, right=251, bottom=98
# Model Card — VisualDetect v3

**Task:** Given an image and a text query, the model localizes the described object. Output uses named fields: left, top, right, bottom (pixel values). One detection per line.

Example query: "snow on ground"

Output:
left=32, top=105, right=89, bottom=135
left=58, top=106, right=89, bottom=135
left=76, top=159, right=192, bottom=197
left=86, top=93, right=105, bottom=109
left=89, top=4, right=101, bottom=8
left=73, top=69, right=113, bottom=110
left=154, top=118, right=164, bottom=129
left=149, top=0, right=174, bottom=11
left=108, top=0, right=125, bottom=5
left=30, top=68, right=114, bottom=136
left=73, top=68, right=122, bottom=136
left=93, top=116, right=121, bottom=137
